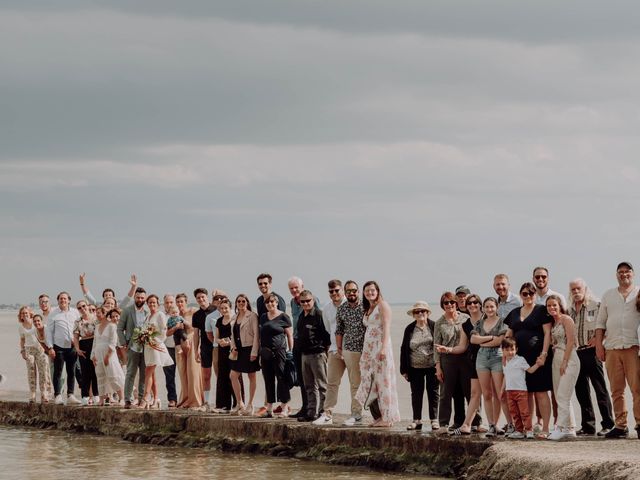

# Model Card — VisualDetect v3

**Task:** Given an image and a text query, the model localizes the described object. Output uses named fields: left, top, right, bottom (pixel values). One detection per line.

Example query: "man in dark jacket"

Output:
left=297, top=290, right=330, bottom=422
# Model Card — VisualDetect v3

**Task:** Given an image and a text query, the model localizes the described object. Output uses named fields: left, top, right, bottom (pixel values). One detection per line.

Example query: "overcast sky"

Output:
left=1, top=1, right=639, bottom=306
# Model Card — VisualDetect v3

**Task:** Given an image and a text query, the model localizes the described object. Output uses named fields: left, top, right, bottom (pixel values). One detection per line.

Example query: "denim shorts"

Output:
left=476, top=347, right=503, bottom=373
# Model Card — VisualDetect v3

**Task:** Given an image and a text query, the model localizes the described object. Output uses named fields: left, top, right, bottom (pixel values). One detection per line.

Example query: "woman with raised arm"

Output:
left=355, top=281, right=400, bottom=427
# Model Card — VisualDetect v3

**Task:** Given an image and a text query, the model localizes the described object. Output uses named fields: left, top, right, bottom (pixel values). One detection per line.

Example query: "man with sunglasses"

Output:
left=532, top=267, right=566, bottom=309
left=256, top=273, right=286, bottom=318
left=333, top=280, right=367, bottom=426
left=192, top=288, right=216, bottom=408
left=288, top=276, right=321, bottom=418
left=296, top=290, right=330, bottom=422
left=313, top=280, right=346, bottom=425
left=205, top=290, right=229, bottom=394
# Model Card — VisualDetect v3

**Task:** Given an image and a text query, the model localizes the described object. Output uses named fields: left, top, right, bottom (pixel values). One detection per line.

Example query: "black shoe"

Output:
left=124, top=400, right=132, bottom=410
left=291, top=410, right=307, bottom=419
left=297, top=415, right=315, bottom=422
left=576, top=428, right=596, bottom=436
left=604, top=426, right=629, bottom=439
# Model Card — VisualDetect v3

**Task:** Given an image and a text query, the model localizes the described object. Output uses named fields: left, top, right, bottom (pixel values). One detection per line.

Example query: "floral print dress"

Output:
left=355, top=305, right=401, bottom=423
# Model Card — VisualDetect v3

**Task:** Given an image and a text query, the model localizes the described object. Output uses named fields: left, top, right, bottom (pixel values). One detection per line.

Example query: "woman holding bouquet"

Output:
left=140, top=294, right=174, bottom=409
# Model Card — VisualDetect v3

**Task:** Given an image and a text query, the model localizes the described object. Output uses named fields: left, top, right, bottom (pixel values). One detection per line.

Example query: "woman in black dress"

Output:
left=230, top=294, right=260, bottom=415
left=505, top=282, right=553, bottom=438
left=215, top=299, right=241, bottom=411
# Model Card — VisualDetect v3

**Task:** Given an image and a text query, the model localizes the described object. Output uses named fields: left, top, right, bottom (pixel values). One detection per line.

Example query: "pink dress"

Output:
left=355, top=305, right=401, bottom=423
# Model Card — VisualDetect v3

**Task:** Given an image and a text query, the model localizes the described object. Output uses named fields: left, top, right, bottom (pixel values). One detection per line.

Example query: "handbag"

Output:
left=229, top=348, right=238, bottom=361
left=284, top=351, right=298, bottom=389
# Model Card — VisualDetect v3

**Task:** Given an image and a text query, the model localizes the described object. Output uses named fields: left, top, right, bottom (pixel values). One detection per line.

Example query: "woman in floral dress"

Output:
left=355, top=281, right=401, bottom=427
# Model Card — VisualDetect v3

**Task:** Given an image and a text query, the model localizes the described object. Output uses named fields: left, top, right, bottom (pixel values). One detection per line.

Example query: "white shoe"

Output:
left=548, top=428, right=567, bottom=441
left=81, top=397, right=89, bottom=406
left=526, top=431, right=534, bottom=439
left=312, top=413, right=333, bottom=426
left=343, top=416, right=362, bottom=427
left=66, top=394, right=81, bottom=405
left=54, top=395, right=64, bottom=405
left=507, top=431, right=525, bottom=439
left=564, top=428, right=577, bottom=438
left=93, top=396, right=101, bottom=405
left=431, top=420, right=440, bottom=430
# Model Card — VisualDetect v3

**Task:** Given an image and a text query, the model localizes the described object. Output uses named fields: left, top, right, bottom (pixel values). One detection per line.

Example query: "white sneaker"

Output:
left=548, top=428, right=566, bottom=441
left=507, top=431, right=525, bottom=439
left=81, top=397, right=89, bottom=406
left=93, top=396, right=101, bottom=405
left=66, top=394, right=81, bottom=405
left=54, top=395, right=64, bottom=405
left=343, top=416, right=362, bottom=427
left=312, top=413, right=333, bottom=426
left=526, top=431, right=534, bottom=439
left=431, top=420, right=440, bottom=430
left=564, top=428, right=577, bottom=438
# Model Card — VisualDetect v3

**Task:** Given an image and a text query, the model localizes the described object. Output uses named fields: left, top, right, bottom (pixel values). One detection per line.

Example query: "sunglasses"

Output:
left=237, top=300, right=247, bottom=304
left=345, top=289, right=358, bottom=294
left=258, top=282, right=269, bottom=286
left=329, top=288, right=341, bottom=294
left=300, top=299, right=313, bottom=304
left=413, top=309, right=428, bottom=315
left=466, top=300, right=480, bottom=305
left=443, top=300, right=457, bottom=306
left=534, top=275, right=547, bottom=280
left=521, top=291, right=536, bottom=297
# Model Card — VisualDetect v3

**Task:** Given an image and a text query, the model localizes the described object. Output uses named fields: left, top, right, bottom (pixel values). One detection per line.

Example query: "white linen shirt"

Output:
left=596, top=286, right=640, bottom=350
left=45, top=307, right=80, bottom=348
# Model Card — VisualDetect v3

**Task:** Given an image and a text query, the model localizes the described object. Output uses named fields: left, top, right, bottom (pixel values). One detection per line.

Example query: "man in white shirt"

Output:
left=45, top=291, right=81, bottom=405
left=533, top=266, right=567, bottom=308
left=313, top=279, right=346, bottom=425
left=596, top=261, right=640, bottom=439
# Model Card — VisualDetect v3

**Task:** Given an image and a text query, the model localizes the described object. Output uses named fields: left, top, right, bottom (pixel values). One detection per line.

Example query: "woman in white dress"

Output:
left=91, top=307, right=125, bottom=405
left=355, top=281, right=401, bottom=427
left=141, top=294, right=174, bottom=409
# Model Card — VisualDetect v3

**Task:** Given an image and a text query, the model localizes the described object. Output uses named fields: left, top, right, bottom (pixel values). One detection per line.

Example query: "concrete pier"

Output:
left=2, top=401, right=640, bottom=479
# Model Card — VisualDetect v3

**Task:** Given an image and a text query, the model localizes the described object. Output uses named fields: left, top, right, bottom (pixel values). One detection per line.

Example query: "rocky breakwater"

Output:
left=0, top=401, right=490, bottom=477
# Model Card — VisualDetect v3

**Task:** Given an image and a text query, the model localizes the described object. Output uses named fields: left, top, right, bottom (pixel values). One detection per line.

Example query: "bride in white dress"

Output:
left=141, top=295, right=173, bottom=409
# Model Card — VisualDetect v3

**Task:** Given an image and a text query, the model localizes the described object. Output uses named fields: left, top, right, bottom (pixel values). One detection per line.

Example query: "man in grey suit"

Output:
left=117, top=287, right=148, bottom=409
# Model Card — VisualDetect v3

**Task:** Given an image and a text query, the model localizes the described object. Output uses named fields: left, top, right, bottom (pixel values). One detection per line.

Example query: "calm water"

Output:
left=0, top=425, right=443, bottom=480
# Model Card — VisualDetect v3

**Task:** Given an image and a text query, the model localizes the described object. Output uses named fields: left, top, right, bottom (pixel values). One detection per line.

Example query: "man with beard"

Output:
left=533, top=267, right=567, bottom=308
left=117, top=287, right=149, bottom=408
left=256, top=273, right=286, bottom=318
left=493, top=274, right=522, bottom=319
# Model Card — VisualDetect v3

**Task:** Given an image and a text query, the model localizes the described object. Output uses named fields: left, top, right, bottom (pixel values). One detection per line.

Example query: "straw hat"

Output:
left=407, top=301, right=432, bottom=316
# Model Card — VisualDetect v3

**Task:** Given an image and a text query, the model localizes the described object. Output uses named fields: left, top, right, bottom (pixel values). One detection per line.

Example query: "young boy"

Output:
left=502, top=338, right=544, bottom=439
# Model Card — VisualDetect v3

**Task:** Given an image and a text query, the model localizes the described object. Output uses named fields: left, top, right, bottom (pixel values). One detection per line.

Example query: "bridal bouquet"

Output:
left=132, top=324, right=159, bottom=347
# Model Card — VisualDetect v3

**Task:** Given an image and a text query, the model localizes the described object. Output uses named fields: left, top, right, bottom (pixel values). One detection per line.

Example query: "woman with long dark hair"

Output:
left=355, top=281, right=400, bottom=427
left=230, top=294, right=259, bottom=416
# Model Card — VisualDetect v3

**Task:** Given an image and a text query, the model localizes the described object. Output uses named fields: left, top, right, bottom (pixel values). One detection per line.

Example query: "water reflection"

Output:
left=2, top=426, right=442, bottom=480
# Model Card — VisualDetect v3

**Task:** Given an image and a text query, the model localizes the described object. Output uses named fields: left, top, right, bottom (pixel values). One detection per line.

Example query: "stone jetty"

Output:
left=1, top=401, right=639, bottom=479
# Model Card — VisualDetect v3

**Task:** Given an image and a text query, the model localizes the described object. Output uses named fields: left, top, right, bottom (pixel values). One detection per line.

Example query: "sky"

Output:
left=1, top=1, right=639, bottom=305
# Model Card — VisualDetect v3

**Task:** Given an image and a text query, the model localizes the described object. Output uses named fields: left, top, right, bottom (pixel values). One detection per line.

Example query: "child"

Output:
left=502, top=337, right=544, bottom=439
left=167, top=306, right=187, bottom=347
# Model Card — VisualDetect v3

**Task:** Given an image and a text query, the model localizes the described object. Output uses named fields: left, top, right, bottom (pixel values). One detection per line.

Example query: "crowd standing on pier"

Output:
left=11, top=261, right=640, bottom=440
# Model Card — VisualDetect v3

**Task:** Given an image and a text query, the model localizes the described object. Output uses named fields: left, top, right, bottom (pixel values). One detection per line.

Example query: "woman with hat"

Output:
left=400, top=301, right=439, bottom=431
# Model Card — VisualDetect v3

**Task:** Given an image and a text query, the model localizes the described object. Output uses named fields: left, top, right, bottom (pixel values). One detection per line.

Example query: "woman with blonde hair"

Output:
left=18, top=307, right=51, bottom=403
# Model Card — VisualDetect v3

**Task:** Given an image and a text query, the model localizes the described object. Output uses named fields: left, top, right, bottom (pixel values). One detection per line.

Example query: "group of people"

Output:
left=14, top=261, right=640, bottom=439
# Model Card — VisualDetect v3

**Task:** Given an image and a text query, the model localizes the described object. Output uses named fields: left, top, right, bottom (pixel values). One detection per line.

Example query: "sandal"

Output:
left=450, top=427, right=471, bottom=436
left=535, top=432, right=549, bottom=439
left=406, top=422, right=423, bottom=431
